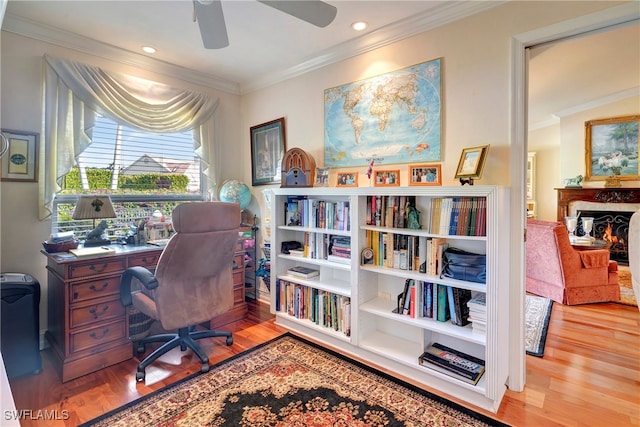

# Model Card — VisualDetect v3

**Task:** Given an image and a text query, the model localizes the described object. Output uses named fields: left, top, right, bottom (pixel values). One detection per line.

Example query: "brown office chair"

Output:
left=120, top=201, right=240, bottom=381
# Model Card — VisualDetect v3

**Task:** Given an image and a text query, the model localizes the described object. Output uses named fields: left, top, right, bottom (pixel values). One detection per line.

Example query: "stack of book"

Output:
left=418, top=343, right=485, bottom=385
left=287, top=266, right=319, bottom=279
left=327, top=235, right=351, bottom=264
left=466, top=293, right=487, bottom=335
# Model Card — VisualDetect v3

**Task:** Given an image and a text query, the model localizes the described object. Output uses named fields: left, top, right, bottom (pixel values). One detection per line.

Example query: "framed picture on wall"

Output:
left=409, top=163, right=441, bottom=186
left=250, top=118, right=286, bottom=186
left=585, top=115, right=639, bottom=182
left=336, top=172, right=358, bottom=187
left=0, top=129, right=39, bottom=182
left=374, top=169, right=400, bottom=186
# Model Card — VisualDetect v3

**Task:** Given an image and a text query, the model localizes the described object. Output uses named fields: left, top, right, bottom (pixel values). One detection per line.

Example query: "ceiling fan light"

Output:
left=352, top=21, right=367, bottom=31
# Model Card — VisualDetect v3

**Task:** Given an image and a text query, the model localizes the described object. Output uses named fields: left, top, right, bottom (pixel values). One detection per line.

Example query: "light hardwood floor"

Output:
left=7, top=300, right=640, bottom=426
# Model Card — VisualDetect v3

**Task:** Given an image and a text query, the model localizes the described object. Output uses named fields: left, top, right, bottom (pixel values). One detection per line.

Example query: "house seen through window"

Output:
left=53, top=115, right=204, bottom=240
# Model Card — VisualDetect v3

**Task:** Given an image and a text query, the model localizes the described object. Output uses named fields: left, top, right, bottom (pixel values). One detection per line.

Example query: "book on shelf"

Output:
left=287, top=266, right=319, bottom=278
left=418, top=343, right=485, bottom=385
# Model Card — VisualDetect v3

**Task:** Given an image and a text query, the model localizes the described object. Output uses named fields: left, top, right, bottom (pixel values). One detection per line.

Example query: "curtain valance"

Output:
left=39, top=55, right=220, bottom=220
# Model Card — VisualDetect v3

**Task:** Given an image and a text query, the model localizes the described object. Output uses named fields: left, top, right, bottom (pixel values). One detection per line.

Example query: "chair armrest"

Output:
left=578, top=250, right=610, bottom=269
left=120, top=266, right=158, bottom=307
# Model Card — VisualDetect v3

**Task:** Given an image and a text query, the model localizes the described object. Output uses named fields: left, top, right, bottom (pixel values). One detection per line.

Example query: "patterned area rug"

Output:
left=81, top=333, right=507, bottom=426
left=525, top=295, right=553, bottom=357
left=617, top=266, right=637, bottom=307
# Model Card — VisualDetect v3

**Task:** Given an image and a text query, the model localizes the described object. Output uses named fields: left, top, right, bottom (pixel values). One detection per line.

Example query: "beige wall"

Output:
left=0, top=1, right=631, bottom=336
left=0, top=32, right=243, bottom=334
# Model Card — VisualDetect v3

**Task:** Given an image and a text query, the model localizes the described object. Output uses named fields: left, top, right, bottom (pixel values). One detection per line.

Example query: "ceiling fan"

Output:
left=193, top=0, right=338, bottom=49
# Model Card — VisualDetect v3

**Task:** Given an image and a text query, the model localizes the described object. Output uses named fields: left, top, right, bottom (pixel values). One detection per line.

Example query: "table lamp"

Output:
left=72, top=195, right=116, bottom=247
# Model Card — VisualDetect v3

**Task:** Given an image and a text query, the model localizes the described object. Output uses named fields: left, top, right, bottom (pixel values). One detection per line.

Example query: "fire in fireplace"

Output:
left=577, top=210, right=632, bottom=265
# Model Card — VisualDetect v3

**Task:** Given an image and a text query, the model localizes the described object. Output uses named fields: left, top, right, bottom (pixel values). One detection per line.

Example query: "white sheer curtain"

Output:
left=39, top=55, right=220, bottom=220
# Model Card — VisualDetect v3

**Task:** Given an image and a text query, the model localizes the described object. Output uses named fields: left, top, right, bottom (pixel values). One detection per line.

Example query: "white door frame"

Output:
left=509, top=2, right=640, bottom=392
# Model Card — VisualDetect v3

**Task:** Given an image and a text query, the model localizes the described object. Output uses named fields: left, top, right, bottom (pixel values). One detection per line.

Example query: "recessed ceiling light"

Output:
left=142, top=46, right=157, bottom=54
left=351, top=21, right=367, bottom=31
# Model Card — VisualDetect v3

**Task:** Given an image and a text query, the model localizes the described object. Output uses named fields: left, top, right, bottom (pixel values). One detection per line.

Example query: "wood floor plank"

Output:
left=7, top=300, right=640, bottom=427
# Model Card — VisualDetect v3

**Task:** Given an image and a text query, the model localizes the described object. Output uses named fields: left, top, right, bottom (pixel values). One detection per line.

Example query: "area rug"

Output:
left=617, top=266, right=637, bottom=307
left=81, top=333, right=507, bottom=426
left=525, top=295, right=553, bottom=357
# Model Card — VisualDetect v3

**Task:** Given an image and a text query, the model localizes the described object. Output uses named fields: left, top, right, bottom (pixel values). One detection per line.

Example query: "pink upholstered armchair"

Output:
left=120, top=202, right=240, bottom=381
left=526, top=219, right=619, bottom=305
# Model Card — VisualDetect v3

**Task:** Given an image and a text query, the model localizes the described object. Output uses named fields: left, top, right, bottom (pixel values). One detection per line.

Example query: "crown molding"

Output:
left=2, top=13, right=241, bottom=94
left=240, top=1, right=506, bottom=94
left=3, top=1, right=505, bottom=96
left=529, top=86, right=640, bottom=131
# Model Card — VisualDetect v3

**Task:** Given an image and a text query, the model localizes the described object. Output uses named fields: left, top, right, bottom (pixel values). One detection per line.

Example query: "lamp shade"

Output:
left=72, top=196, right=116, bottom=220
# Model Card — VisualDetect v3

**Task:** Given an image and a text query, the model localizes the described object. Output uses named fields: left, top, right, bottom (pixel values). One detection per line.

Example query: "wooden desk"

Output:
left=42, top=242, right=246, bottom=382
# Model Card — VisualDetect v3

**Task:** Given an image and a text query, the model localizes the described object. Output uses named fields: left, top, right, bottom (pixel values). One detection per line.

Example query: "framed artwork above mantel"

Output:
left=584, top=115, right=639, bottom=182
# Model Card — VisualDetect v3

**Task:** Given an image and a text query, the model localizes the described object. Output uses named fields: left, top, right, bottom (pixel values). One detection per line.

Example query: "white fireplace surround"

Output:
left=569, top=201, right=640, bottom=216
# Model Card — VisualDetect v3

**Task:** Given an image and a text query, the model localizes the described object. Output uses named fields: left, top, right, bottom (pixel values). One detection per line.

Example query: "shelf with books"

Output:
left=357, top=328, right=488, bottom=394
left=278, top=274, right=350, bottom=296
left=359, top=297, right=485, bottom=345
left=275, top=279, right=351, bottom=340
left=278, top=253, right=352, bottom=271
left=359, top=265, right=487, bottom=293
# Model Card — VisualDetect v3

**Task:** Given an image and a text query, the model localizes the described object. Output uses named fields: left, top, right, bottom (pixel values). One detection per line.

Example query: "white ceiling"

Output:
left=2, top=0, right=502, bottom=93
left=2, top=1, right=639, bottom=127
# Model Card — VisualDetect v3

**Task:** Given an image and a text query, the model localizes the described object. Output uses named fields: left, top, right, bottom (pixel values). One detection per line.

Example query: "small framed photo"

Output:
left=454, top=145, right=490, bottom=180
left=336, top=172, right=358, bottom=187
left=374, top=169, right=400, bottom=186
left=1, top=129, right=39, bottom=182
left=315, top=167, right=329, bottom=187
left=250, top=117, right=286, bottom=186
left=409, top=163, right=441, bottom=186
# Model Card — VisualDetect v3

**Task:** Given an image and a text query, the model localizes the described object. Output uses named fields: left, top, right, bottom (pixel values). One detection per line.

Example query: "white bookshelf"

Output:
left=270, top=186, right=510, bottom=412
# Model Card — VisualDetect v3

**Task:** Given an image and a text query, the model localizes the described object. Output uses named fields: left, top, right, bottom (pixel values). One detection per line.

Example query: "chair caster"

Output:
left=136, top=370, right=145, bottom=382
left=200, top=363, right=210, bottom=373
left=226, top=336, right=233, bottom=346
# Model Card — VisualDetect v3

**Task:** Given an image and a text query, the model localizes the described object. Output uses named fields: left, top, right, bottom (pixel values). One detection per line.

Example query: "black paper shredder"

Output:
left=1, top=273, right=42, bottom=379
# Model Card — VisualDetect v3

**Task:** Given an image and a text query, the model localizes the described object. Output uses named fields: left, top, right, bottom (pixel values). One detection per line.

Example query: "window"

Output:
left=53, top=115, right=204, bottom=239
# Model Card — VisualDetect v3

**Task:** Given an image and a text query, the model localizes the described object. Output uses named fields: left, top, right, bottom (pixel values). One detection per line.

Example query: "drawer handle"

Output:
left=141, top=256, right=158, bottom=264
left=89, top=263, right=109, bottom=273
left=89, top=328, right=109, bottom=340
left=89, top=305, right=109, bottom=319
left=89, top=282, right=109, bottom=292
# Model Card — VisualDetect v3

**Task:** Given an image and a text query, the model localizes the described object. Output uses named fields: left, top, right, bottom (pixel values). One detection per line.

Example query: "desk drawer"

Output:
left=128, top=253, right=161, bottom=269
left=70, top=276, right=121, bottom=303
left=70, top=297, right=125, bottom=329
left=69, top=258, right=126, bottom=279
left=70, top=320, right=127, bottom=353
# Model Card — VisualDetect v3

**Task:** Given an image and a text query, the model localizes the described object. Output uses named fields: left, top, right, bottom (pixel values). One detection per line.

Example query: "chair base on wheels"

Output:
left=134, top=326, right=233, bottom=382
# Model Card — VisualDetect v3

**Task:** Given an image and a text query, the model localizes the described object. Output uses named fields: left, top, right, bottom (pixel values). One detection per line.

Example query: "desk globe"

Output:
left=219, top=180, right=251, bottom=210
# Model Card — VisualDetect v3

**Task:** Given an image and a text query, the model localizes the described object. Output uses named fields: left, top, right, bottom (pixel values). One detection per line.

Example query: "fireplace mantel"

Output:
left=556, top=187, right=640, bottom=221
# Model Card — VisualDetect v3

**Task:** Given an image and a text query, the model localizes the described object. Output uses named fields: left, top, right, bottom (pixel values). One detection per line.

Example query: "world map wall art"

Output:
left=324, top=57, right=442, bottom=167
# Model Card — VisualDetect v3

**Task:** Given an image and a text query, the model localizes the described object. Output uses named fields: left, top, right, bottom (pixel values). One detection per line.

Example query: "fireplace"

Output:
left=575, top=210, right=632, bottom=264
left=556, top=187, right=640, bottom=266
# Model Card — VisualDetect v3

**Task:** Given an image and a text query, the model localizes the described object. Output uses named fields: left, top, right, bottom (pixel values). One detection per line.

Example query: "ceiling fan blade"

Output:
left=194, top=0, right=229, bottom=49
left=257, top=1, right=337, bottom=28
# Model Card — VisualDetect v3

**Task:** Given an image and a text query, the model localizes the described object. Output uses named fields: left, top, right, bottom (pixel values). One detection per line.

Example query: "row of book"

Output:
left=426, top=197, right=487, bottom=237
left=365, top=230, right=449, bottom=275
left=418, top=342, right=486, bottom=385
left=275, top=279, right=351, bottom=337
left=395, top=279, right=475, bottom=328
left=365, top=195, right=417, bottom=228
left=285, top=196, right=350, bottom=231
